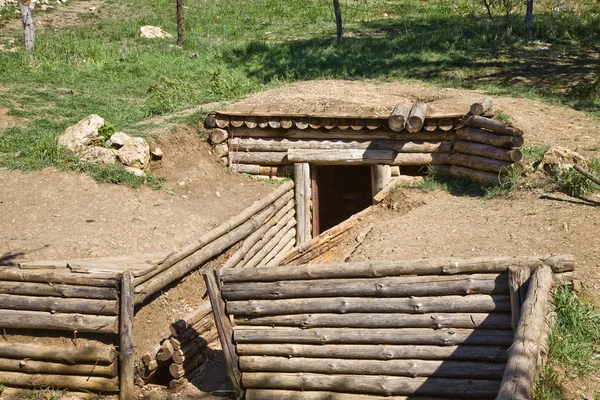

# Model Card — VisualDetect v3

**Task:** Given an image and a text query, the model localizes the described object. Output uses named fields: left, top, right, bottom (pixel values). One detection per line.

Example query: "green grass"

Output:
left=535, top=286, right=600, bottom=399
left=556, top=158, right=600, bottom=197
left=0, top=0, right=599, bottom=184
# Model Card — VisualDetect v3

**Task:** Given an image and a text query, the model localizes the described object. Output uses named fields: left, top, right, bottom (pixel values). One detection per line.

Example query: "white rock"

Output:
left=79, top=147, right=116, bottom=165
left=88, top=6, right=95, bottom=11
left=58, top=114, right=104, bottom=151
left=140, top=26, right=173, bottom=39
left=538, top=146, right=589, bottom=176
left=124, top=166, right=145, bottom=177
left=106, top=131, right=131, bottom=149
left=150, top=147, right=163, bottom=160
left=117, top=137, right=150, bottom=169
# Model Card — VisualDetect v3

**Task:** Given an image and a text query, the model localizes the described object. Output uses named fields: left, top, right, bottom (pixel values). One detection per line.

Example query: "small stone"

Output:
left=117, top=137, right=150, bottom=168
left=88, top=6, right=95, bottom=11
left=150, top=147, right=163, bottom=160
left=58, top=114, right=104, bottom=151
left=107, top=131, right=131, bottom=149
left=215, top=191, right=221, bottom=198
left=124, top=166, right=145, bottom=177
left=140, top=26, right=173, bottom=39
left=79, top=147, right=117, bottom=165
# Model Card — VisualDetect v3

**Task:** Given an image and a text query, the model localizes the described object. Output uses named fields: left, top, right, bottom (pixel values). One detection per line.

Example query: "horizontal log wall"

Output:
left=209, top=255, right=573, bottom=399
left=219, top=111, right=523, bottom=186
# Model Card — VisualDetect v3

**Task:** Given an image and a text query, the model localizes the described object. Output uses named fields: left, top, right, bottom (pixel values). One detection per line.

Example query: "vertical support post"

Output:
left=176, top=0, right=185, bottom=46
left=294, top=163, right=312, bottom=246
left=119, top=270, right=135, bottom=400
left=311, top=166, right=320, bottom=238
left=203, top=268, right=243, bottom=395
left=508, top=266, right=531, bottom=331
left=373, top=164, right=390, bottom=200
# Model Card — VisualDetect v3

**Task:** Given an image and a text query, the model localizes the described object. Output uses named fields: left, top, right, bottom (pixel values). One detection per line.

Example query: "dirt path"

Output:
left=0, top=127, right=273, bottom=264
left=351, top=189, right=600, bottom=299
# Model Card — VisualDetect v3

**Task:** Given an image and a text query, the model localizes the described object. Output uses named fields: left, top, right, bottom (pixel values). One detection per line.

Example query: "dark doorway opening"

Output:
left=312, top=165, right=373, bottom=235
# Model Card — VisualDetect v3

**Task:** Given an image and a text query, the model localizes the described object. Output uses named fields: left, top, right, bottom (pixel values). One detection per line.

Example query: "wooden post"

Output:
left=294, top=163, right=311, bottom=246
left=18, top=0, right=35, bottom=52
left=374, top=164, right=390, bottom=196
left=203, top=268, right=243, bottom=395
left=497, top=265, right=554, bottom=400
left=176, top=0, right=184, bottom=46
left=508, top=266, right=531, bottom=330
left=119, top=270, right=135, bottom=400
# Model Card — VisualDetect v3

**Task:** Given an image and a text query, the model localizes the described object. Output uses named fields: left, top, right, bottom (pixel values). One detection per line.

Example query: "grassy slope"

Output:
left=0, top=0, right=599, bottom=171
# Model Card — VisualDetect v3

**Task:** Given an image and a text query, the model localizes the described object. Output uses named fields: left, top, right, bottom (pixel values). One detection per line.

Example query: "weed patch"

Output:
left=556, top=158, right=600, bottom=197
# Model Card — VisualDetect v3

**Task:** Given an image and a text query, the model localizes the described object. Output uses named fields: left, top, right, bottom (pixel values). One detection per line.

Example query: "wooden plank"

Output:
left=0, top=280, right=117, bottom=299
left=449, top=165, right=507, bottom=185
left=234, top=312, right=512, bottom=329
left=203, top=268, right=243, bottom=394
left=226, top=295, right=511, bottom=316
left=392, top=153, right=450, bottom=166
left=233, top=327, right=514, bottom=346
left=119, top=270, right=135, bottom=400
left=0, top=357, right=117, bottom=377
left=236, top=343, right=509, bottom=362
left=453, top=140, right=523, bottom=162
left=242, top=373, right=501, bottom=398
left=220, top=255, right=574, bottom=283
left=288, top=149, right=394, bottom=165
left=0, top=309, right=118, bottom=333
left=465, top=115, right=523, bottom=137
left=294, top=163, right=311, bottom=246
left=0, top=268, right=118, bottom=287
left=239, top=356, right=506, bottom=379
left=470, top=98, right=493, bottom=116
left=0, top=371, right=118, bottom=392
left=0, top=293, right=118, bottom=316
left=228, top=138, right=452, bottom=154
left=456, top=128, right=524, bottom=148
left=221, top=273, right=509, bottom=300
left=388, top=99, right=412, bottom=132
left=0, top=342, right=117, bottom=364
left=497, top=265, right=554, bottom=400
left=229, top=127, right=454, bottom=141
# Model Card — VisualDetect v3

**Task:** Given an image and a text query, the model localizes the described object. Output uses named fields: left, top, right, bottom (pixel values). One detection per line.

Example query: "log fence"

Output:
left=206, top=254, right=573, bottom=399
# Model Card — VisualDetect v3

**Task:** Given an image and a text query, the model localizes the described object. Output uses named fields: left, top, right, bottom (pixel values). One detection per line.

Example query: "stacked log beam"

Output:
left=210, top=100, right=523, bottom=187
left=139, top=299, right=220, bottom=388
left=134, top=180, right=295, bottom=303
left=449, top=115, right=524, bottom=185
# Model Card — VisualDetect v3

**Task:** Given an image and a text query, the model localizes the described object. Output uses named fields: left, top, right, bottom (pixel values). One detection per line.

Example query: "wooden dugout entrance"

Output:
left=311, top=165, right=373, bottom=235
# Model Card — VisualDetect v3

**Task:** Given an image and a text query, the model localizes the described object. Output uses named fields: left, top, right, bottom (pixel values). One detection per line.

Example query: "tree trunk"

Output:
left=19, top=0, right=35, bottom=52
left=176, top=0, right=184, bottom=46
left=525, top=0, right=534, bottom=40
left=333, top=0, right=343, bottom=44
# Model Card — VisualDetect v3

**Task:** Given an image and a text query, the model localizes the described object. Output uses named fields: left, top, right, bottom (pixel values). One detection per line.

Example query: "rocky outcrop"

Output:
left=79, top=147, right=117, bottom=165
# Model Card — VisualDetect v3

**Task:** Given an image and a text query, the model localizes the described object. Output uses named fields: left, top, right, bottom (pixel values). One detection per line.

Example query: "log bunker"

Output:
left=207, top=95, right=524, bottom=236
left=0, top=94, right=568, bottom=400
